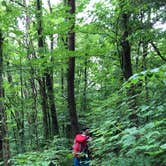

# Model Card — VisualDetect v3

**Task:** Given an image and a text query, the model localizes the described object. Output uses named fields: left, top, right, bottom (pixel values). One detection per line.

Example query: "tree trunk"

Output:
left=23, top=0, right=39, bottom=149
left=36, top=0, right=50, bottom=140
left=46, top=0, right=59, bottom=137
left=19, top=57, right=25, bottom=153
left=6, top=62, right=20, bottom=153
left=82, top=57, right=88, bottom=112
left=67, top=0, right=79, bottom=137
left=142, top=43, right=149, bottom=102
left=46, top=72, right=59, bottom=136
left=38, top=78, right=50, bottom=140
left=29, top=74, right=39, bottom=149
left=61, top=68, right=64, bottom=97
left=121, top=13, right=132, bottom=81
left=119, top=7, right=138, bottom=124
left=0, top=30, right=10, bottom=165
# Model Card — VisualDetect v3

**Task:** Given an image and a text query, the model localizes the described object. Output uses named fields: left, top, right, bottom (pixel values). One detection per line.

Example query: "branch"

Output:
left=47, top=0, right=52, bottom=13
left=10, top=0, right=26, bottom=7
left=150, top=42, right=166, bottom=62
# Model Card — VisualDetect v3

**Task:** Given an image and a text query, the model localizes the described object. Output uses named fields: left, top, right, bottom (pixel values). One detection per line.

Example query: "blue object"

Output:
left=74, top=157, right=80, bottom=166
left=73, top=157, right=89, bottom=166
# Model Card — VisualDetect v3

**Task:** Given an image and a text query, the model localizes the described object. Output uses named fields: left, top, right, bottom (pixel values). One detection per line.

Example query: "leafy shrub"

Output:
left=11, top=137, right=73, bottom=166
left=90, top=65, right=166, bottom=166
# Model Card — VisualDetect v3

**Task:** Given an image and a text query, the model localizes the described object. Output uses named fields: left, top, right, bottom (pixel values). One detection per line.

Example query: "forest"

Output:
left=0, top=0, right=166, bottom=165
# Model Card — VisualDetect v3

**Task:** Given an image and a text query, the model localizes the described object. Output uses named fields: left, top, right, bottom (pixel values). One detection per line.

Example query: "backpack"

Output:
left=73, top=134, right=88, bottom=154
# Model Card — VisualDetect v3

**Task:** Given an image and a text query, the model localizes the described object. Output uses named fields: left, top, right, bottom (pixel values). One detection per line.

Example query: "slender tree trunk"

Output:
left=36, top=0, right=50, bottom=140
left=61, top=68, right=64, bottom=97
left=142, top=43, right=149, bottom=102
left=29, top=75, right=39, bottom=149
left=6, top=62, right=20, bottom=153
left=0, top=30, right=10, bottom=165
left=23, top=0, right=39, bottom=149
left=46, top=0, right=59, bottom=137
left=67, top=0, right=79, bottom=137
left=82, top=57, right=88, bottom=112
left=19, top=57, right=25, bottom=153
left=38, top=78, right=50, bottom=140
left=46, top=72, right=59, bottom=136
left=6, top=59, right=25, bottom=153
left=0, top=31, right=4, bottom=162
left=142, top=9, right=151, bottom=103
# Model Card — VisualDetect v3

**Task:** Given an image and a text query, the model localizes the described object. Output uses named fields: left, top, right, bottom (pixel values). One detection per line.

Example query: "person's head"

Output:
left=81, top=127, right=89, bottom=135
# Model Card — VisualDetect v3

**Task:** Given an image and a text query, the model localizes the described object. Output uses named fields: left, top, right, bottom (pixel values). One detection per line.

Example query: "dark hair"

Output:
left=81, top=127, right=89, bottom=132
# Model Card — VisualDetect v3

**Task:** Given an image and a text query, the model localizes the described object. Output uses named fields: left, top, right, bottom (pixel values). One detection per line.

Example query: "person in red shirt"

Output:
left=73, top=127, right=91, bottom=166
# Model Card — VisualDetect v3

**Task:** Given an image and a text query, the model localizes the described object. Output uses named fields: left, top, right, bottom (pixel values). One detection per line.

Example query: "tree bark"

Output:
left=29, top=74, right=39, bottom=149
left=0, top=30, right=10, bottom=165
left=46, top=72, right=59, bottom=136
left=82, top=57, right=88, bottom=112
left=119, top=6, right=138, bottom=124
left=121, top=13, right=132, bottom=81
left=36, top=0, right=50, bottom=140
left=67, top=0, right=79, bottom=137
left=46, top=0, right=59, bottom=137
left=38, top=78, right=51, bottom=140
left=0, top=31, right=3, bottom=162
left=142, top=42, right=149, bottom=102
left=19, top=57, right=25, bottom=153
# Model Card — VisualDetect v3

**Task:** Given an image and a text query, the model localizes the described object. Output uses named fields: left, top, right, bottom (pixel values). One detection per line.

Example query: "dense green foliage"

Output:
left=0, top=0, right=165, bottom=165
left=11, top=138, right=72, bottom=166
left=91, top=65, right=166, bottom=166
